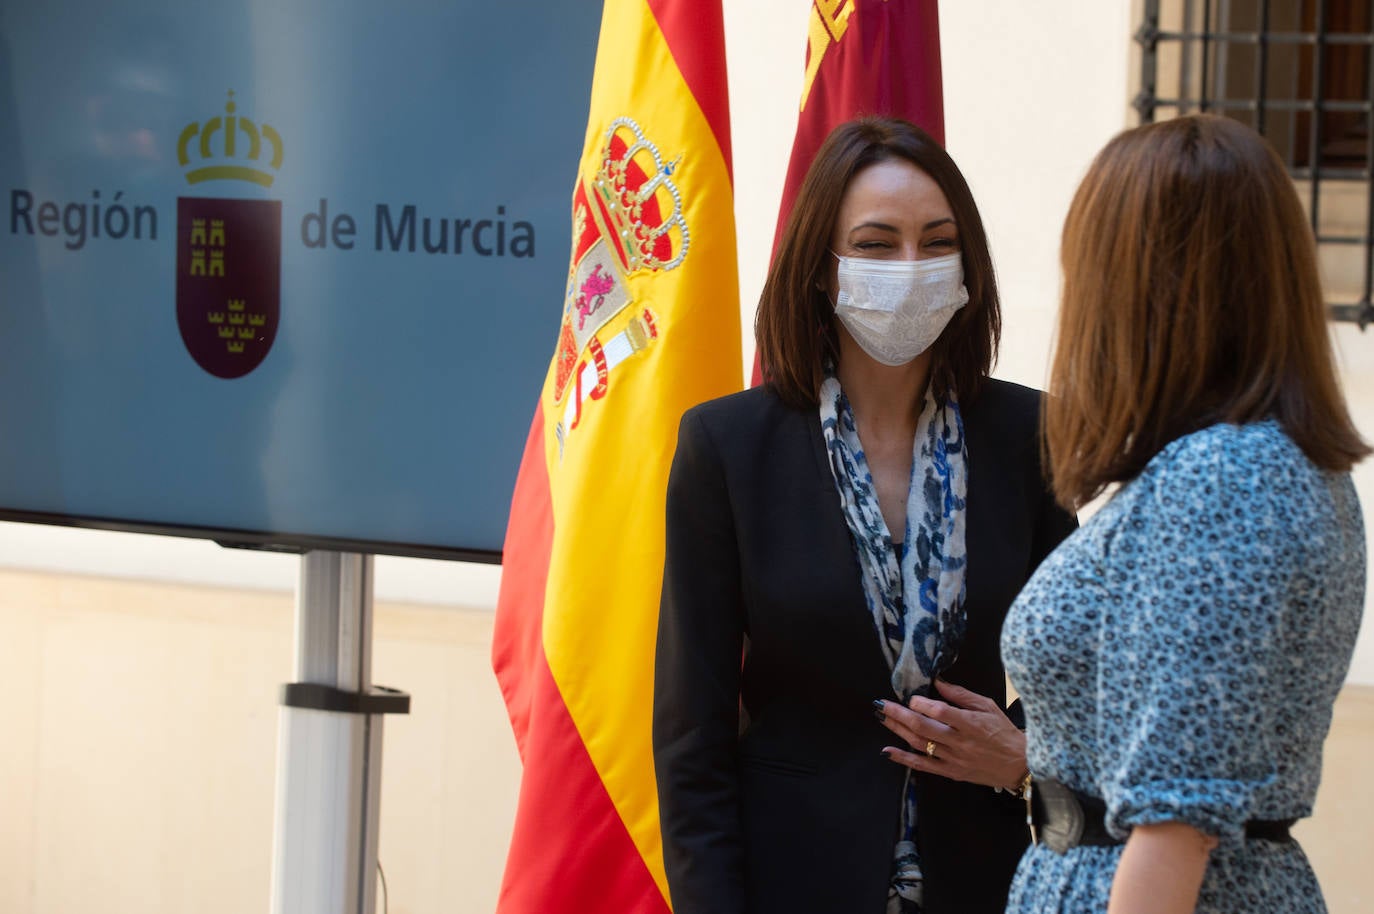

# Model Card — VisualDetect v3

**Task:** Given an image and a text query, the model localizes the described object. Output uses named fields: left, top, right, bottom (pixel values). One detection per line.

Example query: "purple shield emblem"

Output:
left=176, top=197, right=281, bottom=379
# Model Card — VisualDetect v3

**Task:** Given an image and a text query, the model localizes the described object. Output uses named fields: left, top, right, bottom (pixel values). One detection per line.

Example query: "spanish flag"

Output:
left=490, top=0, right=740, bottom=910
left=752, top=0, right=945, bottom=385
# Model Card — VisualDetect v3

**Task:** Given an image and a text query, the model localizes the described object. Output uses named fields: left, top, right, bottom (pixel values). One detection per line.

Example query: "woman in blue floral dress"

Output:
left=1002, top=114, right=1369, bottom=913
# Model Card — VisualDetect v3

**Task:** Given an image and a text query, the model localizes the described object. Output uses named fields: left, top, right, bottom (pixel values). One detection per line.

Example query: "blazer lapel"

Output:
left=793, top=405, right=897, bottom=694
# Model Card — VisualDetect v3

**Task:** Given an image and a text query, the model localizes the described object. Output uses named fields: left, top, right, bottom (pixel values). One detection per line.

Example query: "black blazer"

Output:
left=653, top=380, right=1076, bottom=914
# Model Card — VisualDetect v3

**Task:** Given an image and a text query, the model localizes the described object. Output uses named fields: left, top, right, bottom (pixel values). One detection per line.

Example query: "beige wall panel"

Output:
left=370, top=605, right=520, bottom=914
left=0, top=575, right=44, bottom=914
left=1295, top=686, right=1374, bottom=913
left=0, top=569, right=526, bottom=914
left=26, top=581, right=286, bottom=914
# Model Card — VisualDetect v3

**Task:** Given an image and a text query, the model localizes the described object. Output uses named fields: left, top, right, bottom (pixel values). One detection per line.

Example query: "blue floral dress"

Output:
left=1002, top=421, right=1366, bottom=913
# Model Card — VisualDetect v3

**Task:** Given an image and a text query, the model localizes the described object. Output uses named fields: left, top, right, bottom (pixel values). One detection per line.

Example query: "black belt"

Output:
left=1028, top=777, right=1296, bottom=854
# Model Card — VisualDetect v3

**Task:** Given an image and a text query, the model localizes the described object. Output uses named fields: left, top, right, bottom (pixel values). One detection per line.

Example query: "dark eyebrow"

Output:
left=847, top=221, right=899, bottom=234
left=846, top=217, right=957, bottom=234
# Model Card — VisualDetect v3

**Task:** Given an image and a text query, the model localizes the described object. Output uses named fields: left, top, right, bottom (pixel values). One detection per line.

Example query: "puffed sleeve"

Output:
left=653, top=408, right=746, bottom=914
left=1098, top=428, right=1301, bottom=841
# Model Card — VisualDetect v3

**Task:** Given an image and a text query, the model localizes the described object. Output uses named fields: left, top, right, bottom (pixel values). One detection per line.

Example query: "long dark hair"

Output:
left=755, top=116, right=1001, bottom=408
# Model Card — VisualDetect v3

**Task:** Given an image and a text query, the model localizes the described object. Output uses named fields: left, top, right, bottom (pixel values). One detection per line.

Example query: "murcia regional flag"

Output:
left=490, top=0, right=740, bottom=911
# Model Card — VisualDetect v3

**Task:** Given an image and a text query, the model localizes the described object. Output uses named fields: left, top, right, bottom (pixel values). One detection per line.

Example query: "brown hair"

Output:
left=1046, top=113, right=1368, bottom=509
left=755, top=117, right=1000, bottom=407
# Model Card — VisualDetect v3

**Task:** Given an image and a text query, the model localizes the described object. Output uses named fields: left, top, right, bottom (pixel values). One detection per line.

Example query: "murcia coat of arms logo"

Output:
left=174, top=90, right=283, bottom=379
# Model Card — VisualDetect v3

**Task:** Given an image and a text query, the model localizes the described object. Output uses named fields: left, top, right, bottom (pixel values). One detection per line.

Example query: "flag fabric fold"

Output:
left=491, top=0, right=741, bottom=910
left=751, top=0, right=945, bottom=385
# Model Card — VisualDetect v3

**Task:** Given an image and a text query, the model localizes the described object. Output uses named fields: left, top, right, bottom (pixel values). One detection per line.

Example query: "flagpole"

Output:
left=269, top=551, right=409, bottom=914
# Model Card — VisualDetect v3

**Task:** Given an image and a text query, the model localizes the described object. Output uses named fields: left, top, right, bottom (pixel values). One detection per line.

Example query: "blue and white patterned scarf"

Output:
left=818, top=371, right=969, bottom=914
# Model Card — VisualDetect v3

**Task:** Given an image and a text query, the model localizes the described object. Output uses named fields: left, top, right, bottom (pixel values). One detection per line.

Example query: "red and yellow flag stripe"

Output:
left=492, top=0, right=740, bottom=910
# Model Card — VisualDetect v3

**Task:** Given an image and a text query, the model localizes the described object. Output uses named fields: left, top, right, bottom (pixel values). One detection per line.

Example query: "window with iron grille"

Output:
left=1135, top=0, right=1374, bottom=327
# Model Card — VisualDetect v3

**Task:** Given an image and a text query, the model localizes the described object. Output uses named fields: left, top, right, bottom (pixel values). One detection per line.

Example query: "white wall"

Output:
left=941, top=2, right=1138, bottom=388
left=3, top=0, right=1371, bottom=682
left=0, top=520, right=500, bottom=608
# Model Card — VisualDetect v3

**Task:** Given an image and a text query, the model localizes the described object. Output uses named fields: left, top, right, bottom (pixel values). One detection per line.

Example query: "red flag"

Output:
left=751, top=0, right=944, bottom=385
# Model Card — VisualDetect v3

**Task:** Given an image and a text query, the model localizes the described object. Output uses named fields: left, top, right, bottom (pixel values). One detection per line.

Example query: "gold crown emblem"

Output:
left=177, top=90, right=284, bottom=188
left=592, top=117, right=688, bottom=274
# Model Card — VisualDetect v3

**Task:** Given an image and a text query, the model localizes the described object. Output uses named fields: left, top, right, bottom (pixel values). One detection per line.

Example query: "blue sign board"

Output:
left=0, top=1, right=602, bottom=560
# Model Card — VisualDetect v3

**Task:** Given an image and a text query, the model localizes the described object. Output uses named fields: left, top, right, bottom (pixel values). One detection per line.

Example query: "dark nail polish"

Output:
left=872, top=699, right=886, bottom=721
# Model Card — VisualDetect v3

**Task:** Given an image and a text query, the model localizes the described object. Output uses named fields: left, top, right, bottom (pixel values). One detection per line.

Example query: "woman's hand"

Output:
left=874, top=679, right=1027, bottom=790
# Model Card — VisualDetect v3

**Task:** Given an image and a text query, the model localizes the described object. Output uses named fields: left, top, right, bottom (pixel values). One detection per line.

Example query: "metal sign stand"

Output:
left=268, top=551, right=409, bottom=914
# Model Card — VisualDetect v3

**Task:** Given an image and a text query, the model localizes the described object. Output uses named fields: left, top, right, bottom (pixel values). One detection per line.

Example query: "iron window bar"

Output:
left=1137, top=0, right=1374, bottom=328
left=1142, top=99, right=1369, bottom=113
left=1144, top=31, right=1373, bottom=46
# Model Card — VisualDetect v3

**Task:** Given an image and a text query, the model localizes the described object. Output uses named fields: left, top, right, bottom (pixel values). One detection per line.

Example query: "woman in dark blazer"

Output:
left=653, top=117, right=1077, bottom=914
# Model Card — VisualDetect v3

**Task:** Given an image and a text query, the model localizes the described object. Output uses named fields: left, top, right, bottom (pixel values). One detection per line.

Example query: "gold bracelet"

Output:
left=998, top=768, right=1031, bottom=798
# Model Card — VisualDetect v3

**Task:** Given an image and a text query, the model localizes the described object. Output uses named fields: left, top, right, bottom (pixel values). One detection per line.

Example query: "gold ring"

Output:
left=925, top=740, right=938, bottom=758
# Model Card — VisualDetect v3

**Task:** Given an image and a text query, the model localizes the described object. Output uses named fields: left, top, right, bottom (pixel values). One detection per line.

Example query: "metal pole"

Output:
left=1214, top=0, right=1232, bottom=104
left=1308, top=0, right=1329, bottom=236
left=1255, top=0, right=1271, bottom=135
left=1135, top=0, right=1163, bottom=124
left=1200, top=0, right=1214, bottom=112
left=1182, top=0, right=1197, bottom=113
left=1363, top=24, right=1374, bottom=311
left=269, top=551, right=406, bottom=914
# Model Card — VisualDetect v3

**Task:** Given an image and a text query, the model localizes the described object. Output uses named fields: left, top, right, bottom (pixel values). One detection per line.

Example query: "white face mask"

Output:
left=832, top=251, right=969, bottom=367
